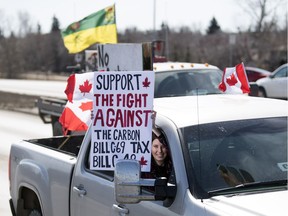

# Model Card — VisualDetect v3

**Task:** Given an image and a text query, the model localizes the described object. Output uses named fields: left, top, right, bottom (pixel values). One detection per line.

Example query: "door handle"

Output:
left=73, top=185, right=87, bottom=197
left=112, top=204, right=129, bottom=215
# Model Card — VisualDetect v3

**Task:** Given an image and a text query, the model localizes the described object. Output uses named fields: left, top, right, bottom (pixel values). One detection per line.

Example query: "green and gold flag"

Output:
left=62, top=5, right=117, bottom=54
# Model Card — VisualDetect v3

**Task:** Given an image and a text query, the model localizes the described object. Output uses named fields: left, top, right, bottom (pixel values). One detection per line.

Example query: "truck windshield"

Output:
left=154, top=69, right=222, bottom=98
left=181, top=117, right=287, bottom=196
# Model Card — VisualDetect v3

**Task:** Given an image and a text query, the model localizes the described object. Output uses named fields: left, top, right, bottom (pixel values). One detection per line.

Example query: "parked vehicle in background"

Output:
left=153, top=62, right=223, bottom=97
left=245, top=66, right=271, bottom=82
left=256, top=63, right=288, bottom=99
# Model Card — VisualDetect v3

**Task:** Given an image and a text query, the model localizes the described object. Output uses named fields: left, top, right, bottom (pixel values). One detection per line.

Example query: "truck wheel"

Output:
left=29, top=210, right=42, bottom=216
left=18, top=188, right=42, bottom=216
left=258, top=88, right=267, bottom=97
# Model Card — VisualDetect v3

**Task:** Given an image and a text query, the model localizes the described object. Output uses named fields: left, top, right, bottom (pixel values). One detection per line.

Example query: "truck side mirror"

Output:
left=114, top=159, right=177, bottom=204
left=115, top=159, right=155, bottom=203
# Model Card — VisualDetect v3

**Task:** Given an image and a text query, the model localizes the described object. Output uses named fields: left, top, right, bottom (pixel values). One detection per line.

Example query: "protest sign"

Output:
left=90, top=70, right=155, bottom=172
left=96, top=43, right=153, bottom=71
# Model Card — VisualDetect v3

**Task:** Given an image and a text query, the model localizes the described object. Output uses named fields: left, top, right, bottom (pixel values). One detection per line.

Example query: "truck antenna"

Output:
left=196, top=88, right=203, bottom=200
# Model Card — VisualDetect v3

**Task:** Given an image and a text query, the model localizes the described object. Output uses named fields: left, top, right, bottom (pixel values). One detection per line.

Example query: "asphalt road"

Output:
left=0, top=79, right=60, bottom=215
left=0, top=80, right=55, bottom=216
left=0, top=79, right=66, bottom=113
left=0, top=79, right=66, bottom=99
left=0, top=109, right=52, bottom=215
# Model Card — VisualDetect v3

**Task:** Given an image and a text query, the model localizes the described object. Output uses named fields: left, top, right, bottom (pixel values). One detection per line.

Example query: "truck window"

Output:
left=142, top=130, right=176, bottom=191
left=181, top=116, right=287, bottom=197
left=83, top=130, right=176, bottom=185
left=84, top=142, right=114, bottom=181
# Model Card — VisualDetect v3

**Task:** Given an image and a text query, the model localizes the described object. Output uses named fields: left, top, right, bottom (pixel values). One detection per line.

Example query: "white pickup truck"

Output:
left=9, top=95, right=288, bottom=216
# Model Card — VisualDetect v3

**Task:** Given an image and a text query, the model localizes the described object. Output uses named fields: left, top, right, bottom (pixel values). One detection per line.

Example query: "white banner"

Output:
left=97, top=44, right=143, bottom=71
left=90, top=71, right=155, bottom=172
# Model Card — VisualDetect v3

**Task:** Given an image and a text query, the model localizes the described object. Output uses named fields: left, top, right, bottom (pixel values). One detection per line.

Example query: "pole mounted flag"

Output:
left=219, top=62, right=250, bottom=94
left=61, top=4, right=117, bottom=54
left=59, top=72, right=94, bottom=134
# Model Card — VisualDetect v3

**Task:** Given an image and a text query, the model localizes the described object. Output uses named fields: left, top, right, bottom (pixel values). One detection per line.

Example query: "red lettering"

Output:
left=94, top=94, right=101, bottom=106
left=135, top=110, right=142, bottom=126
left=93, top=109, right=105, bottom=126
left=127, top=110, right=134, bottom=127
left=142, top=110, right=151, bottom=127
left=94, top=109, right=151, bottom=128
left=115, top=94, right=148, bottom=108
left=127, top=93, right=133, bottom=108
left=106, top=108, right=115, bottom=127
left=115, top=109, right=125, bottom=127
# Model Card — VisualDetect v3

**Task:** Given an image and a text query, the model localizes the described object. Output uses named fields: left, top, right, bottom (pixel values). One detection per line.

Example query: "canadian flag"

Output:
left=218, top=63, right=250, bottom=94
left=59, top=72, right=94, bottom=134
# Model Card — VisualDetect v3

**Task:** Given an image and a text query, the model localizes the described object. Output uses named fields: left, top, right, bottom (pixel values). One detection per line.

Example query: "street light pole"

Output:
left=153, top=0, right=156, bottom=39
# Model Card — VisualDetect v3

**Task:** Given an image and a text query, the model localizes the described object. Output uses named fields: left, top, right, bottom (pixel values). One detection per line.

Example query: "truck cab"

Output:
left=71, top=95, right=288, bottom=215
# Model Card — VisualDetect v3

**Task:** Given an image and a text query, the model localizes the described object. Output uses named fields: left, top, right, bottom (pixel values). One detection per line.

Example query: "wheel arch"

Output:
left=258, top=86, right=267, bottom=97
left=14, top=160, right=52, bottom=216
left=17, top=185, right=42, bottom=216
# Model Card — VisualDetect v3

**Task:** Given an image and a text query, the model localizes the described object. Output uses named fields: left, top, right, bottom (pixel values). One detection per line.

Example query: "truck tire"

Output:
left=258, top=88, right=267, bottom=97
left=29, top=210, right=42, bottom=216
left=18, top=188, right=42, bottom=216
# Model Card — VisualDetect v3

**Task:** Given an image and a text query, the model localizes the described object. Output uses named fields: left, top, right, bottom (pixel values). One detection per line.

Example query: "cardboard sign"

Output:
left=96, top=43, right=152, bottom=71
left=90, top=71, right=155, bottom=171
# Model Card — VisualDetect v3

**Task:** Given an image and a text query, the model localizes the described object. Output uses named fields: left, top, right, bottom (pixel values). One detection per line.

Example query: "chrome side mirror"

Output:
left=114, top=159, right=155, bottom=203
left=114, top=159, right=177, bottom=204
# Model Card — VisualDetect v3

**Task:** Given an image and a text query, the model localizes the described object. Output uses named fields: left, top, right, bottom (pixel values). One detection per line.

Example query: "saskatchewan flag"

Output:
left=62, top=5, right=117, bottom=54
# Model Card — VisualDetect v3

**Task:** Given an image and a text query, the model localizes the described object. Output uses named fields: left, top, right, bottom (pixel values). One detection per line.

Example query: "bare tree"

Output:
left=0, top=10, right=14, bottom=37
left=17, top=11, right=33, bottom=37
left=237, top=0, right=286, bottom=32
left=0, top=5, right=286, bottom=78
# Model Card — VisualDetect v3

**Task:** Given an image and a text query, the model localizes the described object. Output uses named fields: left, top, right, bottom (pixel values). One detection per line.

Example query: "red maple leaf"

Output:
left=79, top=101, right=93, bottom=112
left=226, top=73, right=238, bottom=86
left=139, top=156, right=147, bottom=166
left=142, top=77, right=150, bottom=88
left=79, top=80, right=92, bottom=96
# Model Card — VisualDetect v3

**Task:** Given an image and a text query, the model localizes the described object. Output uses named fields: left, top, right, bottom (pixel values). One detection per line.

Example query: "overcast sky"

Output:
left=0, top=0, right=286, bottom=34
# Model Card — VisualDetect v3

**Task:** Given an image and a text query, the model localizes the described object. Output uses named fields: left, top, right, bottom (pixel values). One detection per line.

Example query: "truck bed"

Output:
left=27, top=135, right=85, bottom=157
left=9, top=135, right=85, bottom=215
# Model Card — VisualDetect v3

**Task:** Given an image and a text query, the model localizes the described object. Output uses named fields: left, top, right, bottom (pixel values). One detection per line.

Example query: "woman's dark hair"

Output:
left=142, top=131, right=173, bottom=180
left=152, top=132, right=158, bottom=141
left=152, top=132, right=168, bottom=147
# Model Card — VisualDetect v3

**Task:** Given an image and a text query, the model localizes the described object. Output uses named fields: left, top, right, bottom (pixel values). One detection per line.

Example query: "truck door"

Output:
left=71, top=167, right=179, bottom=216
left=120, top=195, right=180, bottom=216
left=70, top=143, right=115, bottom=216
left=70, top=127, right=182, bottom=215
left=70, top=144, right=179, bottom=216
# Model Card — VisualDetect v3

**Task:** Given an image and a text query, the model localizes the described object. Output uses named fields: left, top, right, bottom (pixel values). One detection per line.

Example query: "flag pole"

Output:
left=153, top=0, right=156, bottom=39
